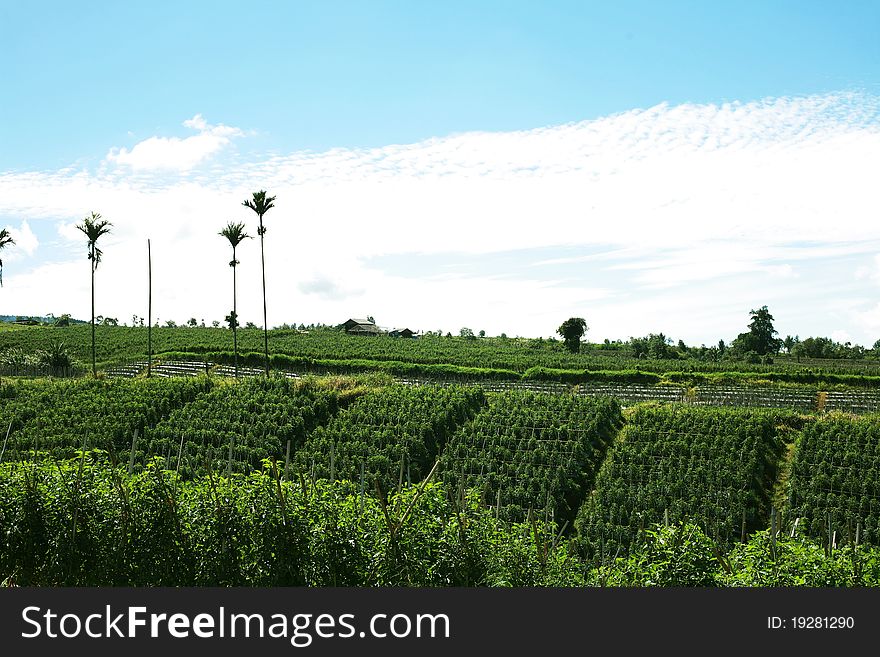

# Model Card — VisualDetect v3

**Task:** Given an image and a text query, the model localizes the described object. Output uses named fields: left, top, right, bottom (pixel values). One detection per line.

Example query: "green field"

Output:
left=4, top=322, right=880, bottom=379
left=2, top=373, right=880, bottom=586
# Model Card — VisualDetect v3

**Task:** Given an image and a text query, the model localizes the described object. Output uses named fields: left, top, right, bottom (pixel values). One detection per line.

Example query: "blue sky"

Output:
left=1, top=1, right=879, bottom=344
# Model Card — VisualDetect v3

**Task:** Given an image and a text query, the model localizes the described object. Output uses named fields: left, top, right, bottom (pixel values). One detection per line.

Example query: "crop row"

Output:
left=576, top=405, right=788, bottom=557
left=5, top=377, right=880, bottom=551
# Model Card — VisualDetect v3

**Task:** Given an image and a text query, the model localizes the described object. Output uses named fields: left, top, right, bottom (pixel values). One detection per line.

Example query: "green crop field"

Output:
left=2, top=372, right=880, bottom=586
left=4, top=322, right=880, bottom=379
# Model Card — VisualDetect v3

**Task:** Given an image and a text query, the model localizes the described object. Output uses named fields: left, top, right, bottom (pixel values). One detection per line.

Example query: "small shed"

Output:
left=343, top=318, right=375, bottom=332
left=389, top=328, right=415, bottom=338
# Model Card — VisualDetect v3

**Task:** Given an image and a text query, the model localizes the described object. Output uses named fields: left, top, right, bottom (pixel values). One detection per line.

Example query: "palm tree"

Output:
left=219, top=221, right=251, bottom=378
left=76, top=212, right=112, bottom=377
left=242, top=190, right=276, bottom=375
left=0, top=227, right=15, bottom=287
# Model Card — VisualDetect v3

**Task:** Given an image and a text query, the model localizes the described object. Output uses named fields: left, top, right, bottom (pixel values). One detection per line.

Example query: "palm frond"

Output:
left=0, top=228, right=14, bottom=250
left=219, top=221, right=251, bottom=248
left=75, top=212, right=112, bottom=267
left=242, top=190, right=276, bottom=216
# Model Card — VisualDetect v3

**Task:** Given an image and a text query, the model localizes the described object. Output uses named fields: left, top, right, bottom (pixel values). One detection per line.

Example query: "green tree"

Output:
left=219, top=221, right=252, bottom=378
left=0, top=227, right=14, bottom=287
left=459, top=327, right=475, bottom=339
left=732, top=306, right=782, bottom=356
left=242, top=190, right=276, bottom=375
left=557, top=317, right=588, bottom=353
left=76, top=212, right=112, bottom=377
left=35, top=341, right=73, bottom=375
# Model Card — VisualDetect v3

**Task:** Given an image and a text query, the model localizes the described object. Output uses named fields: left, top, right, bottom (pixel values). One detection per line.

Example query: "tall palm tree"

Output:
left=76, top=212, right=112, bottom=377
left=0, top=227, right=14, bottom=287
left=242, top=190, right=276, bottom=375
left=219, top=221, right=251, bottom=378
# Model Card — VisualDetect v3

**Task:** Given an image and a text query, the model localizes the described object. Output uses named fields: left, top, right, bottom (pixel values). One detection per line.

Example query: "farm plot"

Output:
left=576, top=382, right=686, bottom=404
left=295, top=384, right=486, bottom=492
left=576, top=404, right=787, bottom=558
left=0, top=377, right=213, bottom=461
left=440, top=391, right=623, bottom=525
left=104, top=360, right=149, bottom=378
left=397, top=378, right=686, bottom=404
left=788, top=415, right=880, bottom=545
left=141, top=376, right=339, bottom=477
left=822, top=390, right=880, bottom=414
left=692, top=385, right=817, bottom=411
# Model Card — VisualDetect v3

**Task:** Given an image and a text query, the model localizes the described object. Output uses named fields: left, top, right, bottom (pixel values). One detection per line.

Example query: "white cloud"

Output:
left=855, top=254, right=880, bottom=286
left=1, top=220, right=39, bottom=259
left=105, top=114, right=243, bottom=171
left=831, top=330, right=854, bottom=344
left=1, top=92, right=880, bottom=342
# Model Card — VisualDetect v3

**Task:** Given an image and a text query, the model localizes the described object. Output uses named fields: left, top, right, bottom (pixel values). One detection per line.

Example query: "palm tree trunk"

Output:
left=259, top=215, right=268, bottom=376
left=232, top=245, right=239, bottom=379
left=90, top=247, right=96, bottom=377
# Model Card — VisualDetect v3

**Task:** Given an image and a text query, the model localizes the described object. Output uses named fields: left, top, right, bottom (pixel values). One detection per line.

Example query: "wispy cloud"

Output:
left=1, top=91, right=879, bottom=342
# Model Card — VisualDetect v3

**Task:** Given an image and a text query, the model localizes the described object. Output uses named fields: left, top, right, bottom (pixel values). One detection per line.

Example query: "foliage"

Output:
left=788, top=414, right=880, bottom=546
left=441, top=390, right=622, bottom=525
left=0, top=459, right=580, bottom=586
left=142, top=376, right=342, bottom=478
left=595, top=523, right=719, bottom=587
left=295, top=384, right=486, bottom=493
left=731, top=306, right=783, bottom=356
left=629, top=333, right=679, bottom=360
left=5, top=324, right=880, bottom=379
left=718, top=526, right=880, bottom=586
left=576, top=404, right=787, bottom=558
left=0, top=377, right=213, bottom=461
left=557, top=317, right=588, bottom=353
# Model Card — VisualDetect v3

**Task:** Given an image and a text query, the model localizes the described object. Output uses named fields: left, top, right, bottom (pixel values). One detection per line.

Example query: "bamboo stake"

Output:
left=770, top=507, right=777, bottom=560
left=0, top=419, right=12, bottom=464
left=359, top=458, right=365, bottom=515
left=330, top=441, right=335, bottom=481
left=127, top=427, right=139, bottom=474
left=173, top=434, right=184, bottom=495
left=271, top=458, right=288, bottom=526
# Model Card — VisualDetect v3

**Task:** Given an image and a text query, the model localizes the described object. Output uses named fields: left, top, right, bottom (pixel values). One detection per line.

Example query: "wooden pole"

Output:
left=770, top=507, right=777, bottom=560
left=147, top=239, right=152, bottom=378
left=330, top=441, right=335, bottom=481
left=0, top=419, right=12, bottom=465
left=127, top=427, right=139, bottom=474
left=359, top=459, right=365, bottom=515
